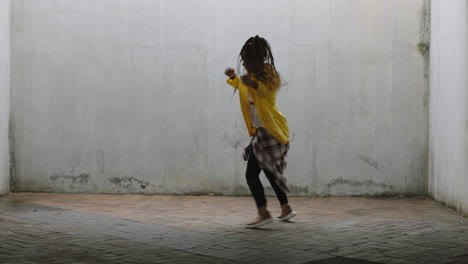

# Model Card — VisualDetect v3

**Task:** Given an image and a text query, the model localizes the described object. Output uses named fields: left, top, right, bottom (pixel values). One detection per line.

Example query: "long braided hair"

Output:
left=237, top=35, right=280, bottom=90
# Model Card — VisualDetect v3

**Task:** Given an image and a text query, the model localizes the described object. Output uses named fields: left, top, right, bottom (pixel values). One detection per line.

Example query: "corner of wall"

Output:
left=0, top=0, right=11, bottom=195
left=428, top=0, right=468, bottom=217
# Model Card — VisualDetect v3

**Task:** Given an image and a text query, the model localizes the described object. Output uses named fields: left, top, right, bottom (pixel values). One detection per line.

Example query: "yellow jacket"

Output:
left=227, top=67, right=289, bottom=144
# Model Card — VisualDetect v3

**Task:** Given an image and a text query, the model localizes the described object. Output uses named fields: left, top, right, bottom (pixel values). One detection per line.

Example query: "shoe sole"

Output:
left=245, top=217, right=273, bottom=228
left=275, top=210, right=296, bottom=221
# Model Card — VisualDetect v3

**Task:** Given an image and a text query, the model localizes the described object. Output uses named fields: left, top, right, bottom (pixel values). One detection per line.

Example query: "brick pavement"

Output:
left=0, top=193, right=467, bottom=264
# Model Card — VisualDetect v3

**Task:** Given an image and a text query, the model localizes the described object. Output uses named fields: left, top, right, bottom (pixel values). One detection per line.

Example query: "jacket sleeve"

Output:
left=226, top=76, right=256, bottom=136
left=228, top=75, right=267, bottom=97
left=227, top=76, right=241, bottom=89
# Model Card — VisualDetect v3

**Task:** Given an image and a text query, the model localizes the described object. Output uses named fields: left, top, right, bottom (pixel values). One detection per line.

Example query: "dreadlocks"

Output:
left=238, top=35, right=280, bottom=89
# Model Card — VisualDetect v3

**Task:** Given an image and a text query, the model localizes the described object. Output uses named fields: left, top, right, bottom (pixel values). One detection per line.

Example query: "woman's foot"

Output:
left=275, top=204, right=296, bottom=221
left=245, top=207, right=273, bottom=228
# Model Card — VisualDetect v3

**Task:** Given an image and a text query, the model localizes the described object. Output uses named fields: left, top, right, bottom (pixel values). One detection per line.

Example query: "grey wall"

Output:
left=429, top=0, right=468, bottom=215
left=0, top=0, right=11, bottom=195
left=11, top=0, right=429, bottom=196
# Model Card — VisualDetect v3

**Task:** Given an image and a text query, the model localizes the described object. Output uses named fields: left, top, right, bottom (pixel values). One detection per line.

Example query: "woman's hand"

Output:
left=224, top=68, right=236, bottom=78
left=241, top=75, right=258, bottom=89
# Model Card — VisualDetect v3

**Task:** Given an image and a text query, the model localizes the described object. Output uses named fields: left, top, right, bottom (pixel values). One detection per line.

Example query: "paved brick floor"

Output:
left=0, top=193, right=467, bottom=264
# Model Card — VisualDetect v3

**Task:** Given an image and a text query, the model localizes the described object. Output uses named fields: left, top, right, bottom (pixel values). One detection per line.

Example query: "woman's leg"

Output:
left=245, top=152, right=273, bottom=228
left=245, top=152, right=267, bottom=208
left=264, top=169, right=296, bottom=221
left=263, top=169, right=288, bottom=206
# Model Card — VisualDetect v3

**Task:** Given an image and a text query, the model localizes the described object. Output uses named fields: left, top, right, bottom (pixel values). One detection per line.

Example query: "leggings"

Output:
left=246, top=151, right=288, bottom=208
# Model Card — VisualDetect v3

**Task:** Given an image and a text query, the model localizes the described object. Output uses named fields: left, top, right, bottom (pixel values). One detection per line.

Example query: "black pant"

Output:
left=246, top=152, right=288, bottom=208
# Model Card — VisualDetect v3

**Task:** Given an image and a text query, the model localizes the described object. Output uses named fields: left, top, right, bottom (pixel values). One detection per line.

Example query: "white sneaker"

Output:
left=275, top=210, right=296, bottom=221
left=245, top=208, right=273, bottom=228
left=245, top=217, right=273, bottom=228
left=275, top=204, right=297, bottom=221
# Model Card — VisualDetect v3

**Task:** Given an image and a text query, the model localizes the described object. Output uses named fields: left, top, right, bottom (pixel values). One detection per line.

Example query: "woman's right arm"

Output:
left=225, top=68, right=240, bottom=89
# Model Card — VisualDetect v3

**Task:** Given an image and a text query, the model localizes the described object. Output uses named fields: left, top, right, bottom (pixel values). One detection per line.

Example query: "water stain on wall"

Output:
left=50, top=173, right=90, bottom=184
left=359, top=155, right=384, bottom=170
left=419, top=0, right=431, bottom=62
left=109, top=176, right=150, bottom=189
left=420, top=0, right=431, bottom=108
left=222, top=133, right=242, bottom=150
left=327, top=177, right=394, bottom=193
left=288, top=185, right=310, bottom=194
left=232, top=184, right=250, bottom=195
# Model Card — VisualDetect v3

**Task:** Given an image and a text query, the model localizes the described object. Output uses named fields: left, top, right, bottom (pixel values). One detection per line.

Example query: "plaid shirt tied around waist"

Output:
left=243, top=127, right=290, bottom=193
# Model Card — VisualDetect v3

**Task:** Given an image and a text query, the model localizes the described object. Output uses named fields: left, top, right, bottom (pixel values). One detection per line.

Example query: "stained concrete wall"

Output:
left=11, top=0, right=428, bottom=196
left=429, top=0, right=468, bottom=215
left=0, top=0, right=11, bottom=195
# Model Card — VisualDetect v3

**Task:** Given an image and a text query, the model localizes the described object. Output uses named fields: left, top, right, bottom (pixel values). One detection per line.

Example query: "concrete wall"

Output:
left=429, top=0, right=468, bottom=215
left=11, top=0, right=429, bottom=196
left=0, top=0, right=11, bottom=195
